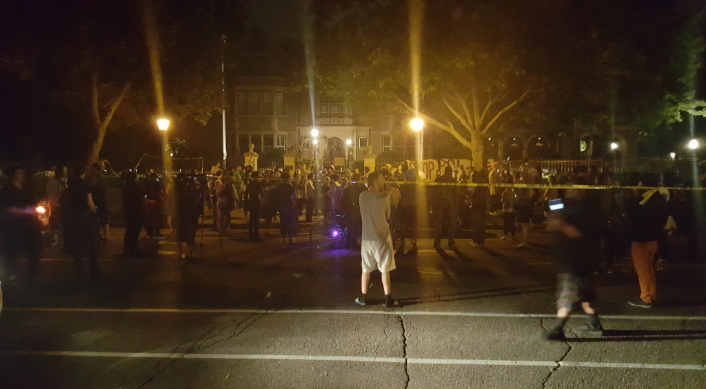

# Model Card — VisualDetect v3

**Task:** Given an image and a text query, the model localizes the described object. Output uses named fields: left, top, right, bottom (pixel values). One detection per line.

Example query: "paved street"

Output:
left=1, top=217, right=705, bottom=388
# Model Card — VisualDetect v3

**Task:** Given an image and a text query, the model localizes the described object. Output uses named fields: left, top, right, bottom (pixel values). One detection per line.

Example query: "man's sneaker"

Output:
left=543, top=327, right=565, bottom=341
left=628, top=300, right=653, bottom=308
left=354, top=297, right=366, bottom=306
left=382, top=296, right=400, bottom=308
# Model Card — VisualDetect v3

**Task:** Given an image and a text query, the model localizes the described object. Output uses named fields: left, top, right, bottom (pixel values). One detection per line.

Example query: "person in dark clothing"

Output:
left=470, top=170, right=489, bottom=247
left=342, top=173, right=365, bottom=250
left=144, top=173, right=164, bottom=238
left=398, top=169, right=418, bottom=251
left=245, top=172, right=264, bottom=242
left=174, top=173, right=201, bottom=260
left=278, top=172, right=297, bottom=243
left=122, top=171, right=145, bottom=257
left=625, top=174, right=669, bottom=308
left=91, top=162, right=110, bottom=243
left=433, top=166, right=459, bottom=250
left=0, top=167, right=42, bottom=280
left=64, top=162, right=100, bottom=277
left=304, top=173, right=316, bottom=222
left=545, top=179, right=603, bottom=340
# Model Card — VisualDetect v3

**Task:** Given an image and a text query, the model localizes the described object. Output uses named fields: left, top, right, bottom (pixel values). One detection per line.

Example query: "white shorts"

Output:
left=361, top=238, right=396, bottom=273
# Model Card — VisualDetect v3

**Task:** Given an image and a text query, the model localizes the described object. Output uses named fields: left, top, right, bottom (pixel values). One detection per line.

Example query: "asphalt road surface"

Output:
left=1, top=218, right=705, bottom=388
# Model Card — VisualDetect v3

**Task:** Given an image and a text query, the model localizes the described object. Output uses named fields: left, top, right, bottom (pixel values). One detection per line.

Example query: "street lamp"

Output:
left=313, top=139, right=319, bottom=145
left=688, top=139, right=699, bottom=150
left=610, top=142, right=619, bottom=151
left=410, top=117, right=425, bottom=160
left=157, top=118, right=170, bottom=131
left=410, top=118, right=424, bottom=132
left=669, top=152, right=676, bottom=160
left=346, top=139, right=352, bottom=146
left=311, top=128, right=319, bottom=138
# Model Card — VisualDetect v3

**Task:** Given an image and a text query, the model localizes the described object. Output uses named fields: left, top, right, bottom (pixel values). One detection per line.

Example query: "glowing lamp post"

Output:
left=313, top=139, right=319, bottom=145
left=310, top=128, right=319, bottom=139
left=688, top=139, right=699, bottom=150
left=410, top=117, right=425, bottom=160
left=157, top=118, right=170, bottom=131
left=346, top=139, right=352, bottom=146
left=610, top=142, right=619, bottom=151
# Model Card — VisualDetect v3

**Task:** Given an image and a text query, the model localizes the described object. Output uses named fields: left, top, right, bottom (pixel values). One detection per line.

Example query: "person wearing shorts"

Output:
left=355, top=172, right=399, bottom=308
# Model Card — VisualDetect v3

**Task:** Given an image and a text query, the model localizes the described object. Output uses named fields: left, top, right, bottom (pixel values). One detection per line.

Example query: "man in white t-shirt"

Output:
left=355, top=171, right=399, bottom=307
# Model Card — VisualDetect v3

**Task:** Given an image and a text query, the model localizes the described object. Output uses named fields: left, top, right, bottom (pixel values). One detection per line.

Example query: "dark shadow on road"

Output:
left=400, top=286, right=553, bottom=306
left=571, top=329, right=706, bottom=342
left=654, top=297, right=706, bottom=308
left=450, top=247, right=473, bottom=261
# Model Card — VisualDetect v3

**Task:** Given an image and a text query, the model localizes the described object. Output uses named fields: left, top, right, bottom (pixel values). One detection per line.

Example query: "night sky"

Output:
left=246, top=0, right=304, bottom=40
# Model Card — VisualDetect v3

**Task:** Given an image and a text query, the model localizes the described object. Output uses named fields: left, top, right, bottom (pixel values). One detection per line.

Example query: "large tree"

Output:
left=312, top=0, right=706, bottom=166
left=0, top=0, right=245, bottom=162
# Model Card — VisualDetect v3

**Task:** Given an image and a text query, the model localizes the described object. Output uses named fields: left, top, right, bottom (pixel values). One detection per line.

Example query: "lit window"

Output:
left=250, top=91, right=261, bottom=114
left=237, top=91, right=248, bottom=114
left=275, top=92, right=286, bottom=115
left=276, top=135, right=286, bottom=149
left=359, top=137, right=369, bottom=149
left=301, top=139, right=311, bottom=149
left=262, top=91, right=273, bottom=114
left=382, top=136, right=391, bottom=152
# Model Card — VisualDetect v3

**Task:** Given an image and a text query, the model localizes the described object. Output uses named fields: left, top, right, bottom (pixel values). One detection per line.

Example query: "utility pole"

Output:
left=221, top=35, right=227, bottom=168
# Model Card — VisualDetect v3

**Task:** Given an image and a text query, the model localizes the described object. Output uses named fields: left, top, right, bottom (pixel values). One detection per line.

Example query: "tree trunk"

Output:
left=86, top=82, right=131, bottom=163
left=471, top=138, right=485, bottom=171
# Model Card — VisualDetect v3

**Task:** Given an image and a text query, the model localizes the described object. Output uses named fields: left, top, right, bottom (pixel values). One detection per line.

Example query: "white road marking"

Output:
left=1, top=351, right=704, bottom=371
left=4, top=307, right=706, bottom=321
left=39, top=258, right=114, bottom=262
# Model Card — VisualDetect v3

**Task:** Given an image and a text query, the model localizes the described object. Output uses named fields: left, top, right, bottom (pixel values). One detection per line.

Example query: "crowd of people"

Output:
left=1, top=158, right=704, bottom=330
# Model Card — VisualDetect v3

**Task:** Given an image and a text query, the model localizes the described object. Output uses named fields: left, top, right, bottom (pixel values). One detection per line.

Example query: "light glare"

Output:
left=410, top=117, right=424, bottom=132
left=688, top=139, right=699, bottom=150
left=610, top=142, right=619, bottom=150
left=346, top=139, right=352, bottom=145
left=310, top=128, right=319, bottom=138
left=157, top=118, right=170, bottom=131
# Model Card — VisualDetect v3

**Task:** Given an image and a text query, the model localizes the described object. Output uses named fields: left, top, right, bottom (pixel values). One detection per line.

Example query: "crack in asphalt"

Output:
left=539, top=319, right=572, bottom=389
left=134, top=325, right=216, bottom=389
left=131, top=258, right=311, bottom=389
left=395, top=308, right=411, bottom=389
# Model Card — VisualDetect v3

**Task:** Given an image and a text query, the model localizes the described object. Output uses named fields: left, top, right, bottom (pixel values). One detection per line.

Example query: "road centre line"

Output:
left=5, top=307, right=706, bottom=321
left=1, top=351, right=704, bottom=371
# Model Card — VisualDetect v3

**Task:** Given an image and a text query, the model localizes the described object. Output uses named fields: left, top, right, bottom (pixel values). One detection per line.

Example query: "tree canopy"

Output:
left=0, top=0, right=245, bottom=161
left=312, top=0, right=706, bottom=166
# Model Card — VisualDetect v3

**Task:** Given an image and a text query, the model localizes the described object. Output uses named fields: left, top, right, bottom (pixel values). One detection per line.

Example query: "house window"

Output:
left=251, top=134, right=262, bottom=152
left=276, top=135, right=286, bottom=150
left=263, top=134, right=274, bottom=154
left=262, top=91, right=273, bottom=114
left=382, top=136, right=391, bottom=152
left=318, top=94, right=349, bottom=118
left=237, top=91, right=248, bottom=114
left=275, top=92, right=286, bottom=115
left=238, top=134, right=250, bottom=155
left=249, top=91, right=261, bottom=114
left=358, top=137, right=368, bottom=149
left=301, top=139, right=311, bottom=149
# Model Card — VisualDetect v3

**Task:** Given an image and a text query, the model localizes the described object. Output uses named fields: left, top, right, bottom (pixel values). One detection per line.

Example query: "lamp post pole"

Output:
left=411, top=117, right=425, bottom=161
left=221, top=35, right=227, bottom=168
